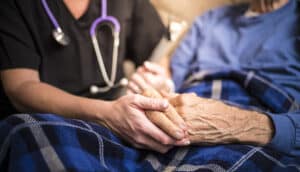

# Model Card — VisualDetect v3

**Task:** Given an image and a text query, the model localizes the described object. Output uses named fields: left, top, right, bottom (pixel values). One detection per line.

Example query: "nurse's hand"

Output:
left=100, top=94, right=189, bottom=153
left=127, top=61, right=174, bottom=94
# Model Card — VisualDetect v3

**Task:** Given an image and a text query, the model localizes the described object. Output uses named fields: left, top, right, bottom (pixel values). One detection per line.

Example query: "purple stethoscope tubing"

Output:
left=41, top=0, right=126, bottom=93
left=91, top=0, right=120, bottom=36
left=41, top=0, right=60, bottom=30
left=41, top=0, right=121, bottom=38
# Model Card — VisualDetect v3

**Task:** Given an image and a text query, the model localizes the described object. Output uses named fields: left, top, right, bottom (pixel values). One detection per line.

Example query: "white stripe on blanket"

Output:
left=212, top=80, right=222, bottom=99
left=17, top=114, right=66, bottom=172
left=146, top=148, right=226, bottom=172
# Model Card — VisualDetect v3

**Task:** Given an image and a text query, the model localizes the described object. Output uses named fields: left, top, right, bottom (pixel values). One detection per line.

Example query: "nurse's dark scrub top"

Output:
left=0, top=0, right=166, bottom=117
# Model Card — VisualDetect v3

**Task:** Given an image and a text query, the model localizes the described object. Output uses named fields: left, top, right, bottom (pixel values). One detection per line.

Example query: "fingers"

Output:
left=174, top=138, right=191, bottom=146
left=127, top=73, right=150, bottom=94
left=160, top=90, right=178, bottom=100
left=113, top=95, right=175, bottom=153
left=133, top=94, right=169, bottom=111
left=131, top=73, right=151, bottom=91
left=127, top=62, right=169, bottom=94
left=138, top=72, right=155, bottom=87
left=169, top=93, right=199, bottom=107
left=139, top=115, right=190, bottom=148
left=145, top=110, right=185, bottom=140
left=143, top=61, right=166, bottom=75
left=126, top=89, right=134, bottom=95
left=127, top=81, right=142, bottom=94
left=142, top=89, right=187, bottom=140
left=127, top=68, right=159, bottom=94
left=164, top=104, right=187, bottom=131
left=135, top=115, right=178, bottom=150
left=125, top=121, right=182, bottom=153
left=130, top=134, right=173, bottom=153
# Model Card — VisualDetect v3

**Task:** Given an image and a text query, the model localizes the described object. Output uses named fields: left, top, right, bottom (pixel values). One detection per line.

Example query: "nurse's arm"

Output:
left=1, top=68, right=105, bottom=120
left=1, top=68, right=188, bottom=153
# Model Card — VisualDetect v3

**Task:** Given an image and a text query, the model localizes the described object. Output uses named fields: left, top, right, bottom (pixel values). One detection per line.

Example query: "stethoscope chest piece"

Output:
left=52, top=28, right=70, bottom=46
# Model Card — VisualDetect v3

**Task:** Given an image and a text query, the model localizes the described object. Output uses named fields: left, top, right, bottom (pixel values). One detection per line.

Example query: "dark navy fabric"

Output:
left=0, top=113, right=299, bottom=172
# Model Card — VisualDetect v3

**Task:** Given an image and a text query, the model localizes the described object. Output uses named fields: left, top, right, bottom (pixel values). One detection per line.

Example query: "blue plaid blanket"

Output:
left=0, top=70, right=300, bottom=172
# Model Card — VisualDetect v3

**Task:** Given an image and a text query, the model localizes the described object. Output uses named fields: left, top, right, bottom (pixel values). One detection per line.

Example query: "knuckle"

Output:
left=160, top=136, right=172, bottom=145
left=135, top=122, right=146, bottom=132
left=124, top=94, right=134, bottom=103
left=135, top=136, right=145, bottom=145
left=132, top=94, right=141, bottom=103
left=147, top=99, right=156, bottom=106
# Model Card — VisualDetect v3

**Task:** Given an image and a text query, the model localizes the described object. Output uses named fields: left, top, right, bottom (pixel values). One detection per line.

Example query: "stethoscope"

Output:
left=41, top=0, right=128, bottom=94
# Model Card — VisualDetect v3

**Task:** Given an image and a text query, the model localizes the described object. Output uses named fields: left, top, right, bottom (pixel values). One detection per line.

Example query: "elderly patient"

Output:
left=129, top=0, right=300, bottom=156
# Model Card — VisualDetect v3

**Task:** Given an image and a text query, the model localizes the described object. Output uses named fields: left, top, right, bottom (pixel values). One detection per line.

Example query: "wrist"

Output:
left=77, top=98, right=112, bottom=121
left=238, top=111, right=274, bottom=145
left=257, top=113, right=274, bottom=144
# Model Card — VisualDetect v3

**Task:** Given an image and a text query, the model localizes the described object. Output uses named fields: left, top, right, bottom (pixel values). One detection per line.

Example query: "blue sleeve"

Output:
left=170, top=15, right=207, bottom=91
left=267, top=111, right=300, bottom=156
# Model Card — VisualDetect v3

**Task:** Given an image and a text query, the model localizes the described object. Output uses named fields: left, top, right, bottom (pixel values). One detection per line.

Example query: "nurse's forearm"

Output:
left=10, top=81, right=109, bottom=120
left=1, top=69, right=109, bottom=120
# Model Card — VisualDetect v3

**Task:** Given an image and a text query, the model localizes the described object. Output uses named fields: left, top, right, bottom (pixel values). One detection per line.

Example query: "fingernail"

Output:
left=183, top=140, right=190, bottom=145
left=175, top=131, right=184, bottom=139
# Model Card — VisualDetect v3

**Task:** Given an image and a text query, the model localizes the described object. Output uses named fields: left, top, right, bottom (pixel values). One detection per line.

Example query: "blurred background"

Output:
left=148, top=0, right=249, bottom=60
left=150, top=0, right=249, bottom=25
left=125, top=0, right=250, bottom=76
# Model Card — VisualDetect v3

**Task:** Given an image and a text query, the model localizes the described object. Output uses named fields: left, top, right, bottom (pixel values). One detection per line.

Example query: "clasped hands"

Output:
left=126, top=62, right=273, bottom=152
left=143, top=89, right=273, bottom=146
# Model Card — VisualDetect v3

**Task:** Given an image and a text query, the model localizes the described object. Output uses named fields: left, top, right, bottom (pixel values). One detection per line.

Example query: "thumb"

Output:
left=133, top=95, right=169, bottom=111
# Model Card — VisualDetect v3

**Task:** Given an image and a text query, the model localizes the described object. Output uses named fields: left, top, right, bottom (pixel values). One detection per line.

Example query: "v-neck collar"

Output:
left=60, top=0, right=101, bottom=25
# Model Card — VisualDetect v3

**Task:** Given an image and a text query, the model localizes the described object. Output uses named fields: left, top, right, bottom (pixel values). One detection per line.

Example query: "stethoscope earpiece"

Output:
left=52, top=28, right=70, bottom=46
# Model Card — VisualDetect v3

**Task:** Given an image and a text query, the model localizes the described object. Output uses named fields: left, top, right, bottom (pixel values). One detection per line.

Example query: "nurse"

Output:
left=0, top=0, right=188, bottom=153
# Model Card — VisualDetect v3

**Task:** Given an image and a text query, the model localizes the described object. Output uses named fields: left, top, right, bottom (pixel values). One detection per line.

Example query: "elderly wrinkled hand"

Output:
left=169, top=93, right=274, bottom=146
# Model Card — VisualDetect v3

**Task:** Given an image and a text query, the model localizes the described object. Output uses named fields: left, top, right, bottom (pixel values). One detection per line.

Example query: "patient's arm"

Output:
left=169, top=93, right=274, bottom=146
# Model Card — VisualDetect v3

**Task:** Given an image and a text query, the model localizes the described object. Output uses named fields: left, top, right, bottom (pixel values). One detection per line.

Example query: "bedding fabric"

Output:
left=0, top=69, right=300, bottom=172
left=0, top=113, right=299, bottom=172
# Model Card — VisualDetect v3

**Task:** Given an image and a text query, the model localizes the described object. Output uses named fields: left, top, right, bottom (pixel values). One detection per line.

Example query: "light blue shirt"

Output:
left=171, top=0, right=300, bottom=156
